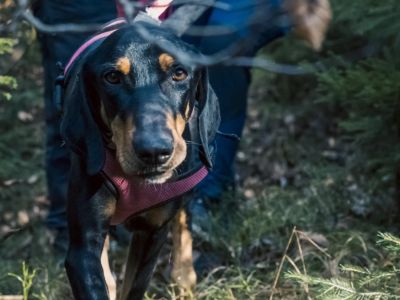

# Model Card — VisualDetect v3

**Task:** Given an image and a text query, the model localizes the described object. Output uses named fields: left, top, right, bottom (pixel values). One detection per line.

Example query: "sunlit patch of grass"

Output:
left=147, top=266, right=298, bottom=300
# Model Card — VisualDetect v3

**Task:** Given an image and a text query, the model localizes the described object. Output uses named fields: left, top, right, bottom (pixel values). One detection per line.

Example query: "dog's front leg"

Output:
left=65, top=155, right=116, bottom=300
left=120, top=203, right=178, bottom=300
left=171, top=208, right=197, bottom=292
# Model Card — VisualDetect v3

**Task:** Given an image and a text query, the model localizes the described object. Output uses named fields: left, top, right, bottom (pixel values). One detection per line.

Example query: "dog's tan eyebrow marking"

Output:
left=159, top=53, right=175, bottom=72
left=116, top=57, right=131, bottom=75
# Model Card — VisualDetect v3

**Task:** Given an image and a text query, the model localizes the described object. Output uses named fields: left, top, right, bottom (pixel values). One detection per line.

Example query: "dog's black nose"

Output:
left=134, top=135, right=173, bottom=165
left=137, top=147, right=172, bottom=165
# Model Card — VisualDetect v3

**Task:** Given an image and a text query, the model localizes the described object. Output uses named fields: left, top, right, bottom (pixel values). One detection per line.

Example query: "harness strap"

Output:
left=64, top=18, right=127, bottom=75
left=103, top=151, right=208, bottom=225
left=64, top=0, right=174, bottom=75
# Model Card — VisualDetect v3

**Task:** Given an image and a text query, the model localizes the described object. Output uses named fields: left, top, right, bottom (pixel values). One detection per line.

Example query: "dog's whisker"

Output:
left=185, top=140, right=202, bottom=146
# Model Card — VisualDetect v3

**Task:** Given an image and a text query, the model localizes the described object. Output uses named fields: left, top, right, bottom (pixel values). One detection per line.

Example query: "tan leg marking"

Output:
left=116, top=57, right=131, bottom=75
left=159, top=53, right=175, bottom=72
left=285, top=0, right=332, bottom=51
left=171, top=209, right=197, bottom=291
left=101, top=235, right=117, bottom=300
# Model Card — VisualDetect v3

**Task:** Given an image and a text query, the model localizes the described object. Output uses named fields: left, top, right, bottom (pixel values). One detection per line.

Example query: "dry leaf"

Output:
left=3, top=179, right=17, bottom=186
left=244, top=189, right=255, bottom=199
left=17, top=110, right=34, bottom=122
left=27, top=174, right=39, bottom=184
left=17, top=210, right=29, bottom=226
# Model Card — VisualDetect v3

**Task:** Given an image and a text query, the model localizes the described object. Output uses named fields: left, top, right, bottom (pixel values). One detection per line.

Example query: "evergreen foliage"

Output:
left=286, top=233, right=400, bottom=299
left=316, top=0, right=400, bottom=188
left=262, top=0, right=400, bottom=191
left=317, top=53, right=400, bottom=186
left=0, top=38, right=17, bottom=101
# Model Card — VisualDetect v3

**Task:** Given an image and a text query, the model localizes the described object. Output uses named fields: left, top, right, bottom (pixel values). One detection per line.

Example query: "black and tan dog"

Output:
left=60, top=15, right=219, bottom=300
left=59, top=0, right=331, bottom=299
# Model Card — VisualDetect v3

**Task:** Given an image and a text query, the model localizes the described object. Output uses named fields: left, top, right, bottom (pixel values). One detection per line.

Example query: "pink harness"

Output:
left=65, top=0, right=172, bottom=74
left=104, top=152, right=207, bottom=225
left=64, top=5, right=208, bottom=225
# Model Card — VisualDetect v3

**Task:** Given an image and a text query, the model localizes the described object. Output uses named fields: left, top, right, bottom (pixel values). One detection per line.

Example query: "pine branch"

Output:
left=285, top=272, right=397, bottom=299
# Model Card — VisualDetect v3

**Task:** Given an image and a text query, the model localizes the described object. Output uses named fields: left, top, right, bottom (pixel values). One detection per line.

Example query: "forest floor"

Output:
left=0, top=40, right=398, bottom=299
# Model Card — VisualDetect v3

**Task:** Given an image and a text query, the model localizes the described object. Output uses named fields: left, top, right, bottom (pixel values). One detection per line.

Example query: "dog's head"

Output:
left=61, top=22, right=220, bottom=183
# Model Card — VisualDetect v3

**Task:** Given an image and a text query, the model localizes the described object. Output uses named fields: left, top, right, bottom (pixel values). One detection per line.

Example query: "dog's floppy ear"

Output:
left=61, top=65, right=105, bottom=176
left=196, top=68, right=220, bottom=169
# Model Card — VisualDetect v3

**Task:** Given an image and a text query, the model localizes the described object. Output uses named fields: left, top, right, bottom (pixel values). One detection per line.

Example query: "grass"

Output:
left=0, top=29, right=399, bottom=300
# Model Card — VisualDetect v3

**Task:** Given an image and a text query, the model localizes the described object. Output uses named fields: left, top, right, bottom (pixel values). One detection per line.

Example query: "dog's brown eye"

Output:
left=172, top=67, right=188, bottom=81
left=104, top=71, right=121, bottom=84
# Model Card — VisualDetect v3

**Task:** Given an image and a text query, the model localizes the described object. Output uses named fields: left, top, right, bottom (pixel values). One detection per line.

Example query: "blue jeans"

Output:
left=193, top=0, right=290, bottom=199
left=34, top=0, right=117, bottom=229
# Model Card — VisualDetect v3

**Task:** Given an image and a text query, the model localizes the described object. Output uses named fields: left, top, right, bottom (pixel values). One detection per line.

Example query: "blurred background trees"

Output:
left=260, top=0, right=400, bottom=200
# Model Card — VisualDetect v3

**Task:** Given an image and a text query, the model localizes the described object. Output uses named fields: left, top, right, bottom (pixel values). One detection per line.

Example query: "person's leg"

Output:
left=194, top=65, right=249, bottom=200
left=186, top=0, right=292, bottom=274
left=33, top=0, right=117, bottom=253
left=193, top=0, right=290, bottom=201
